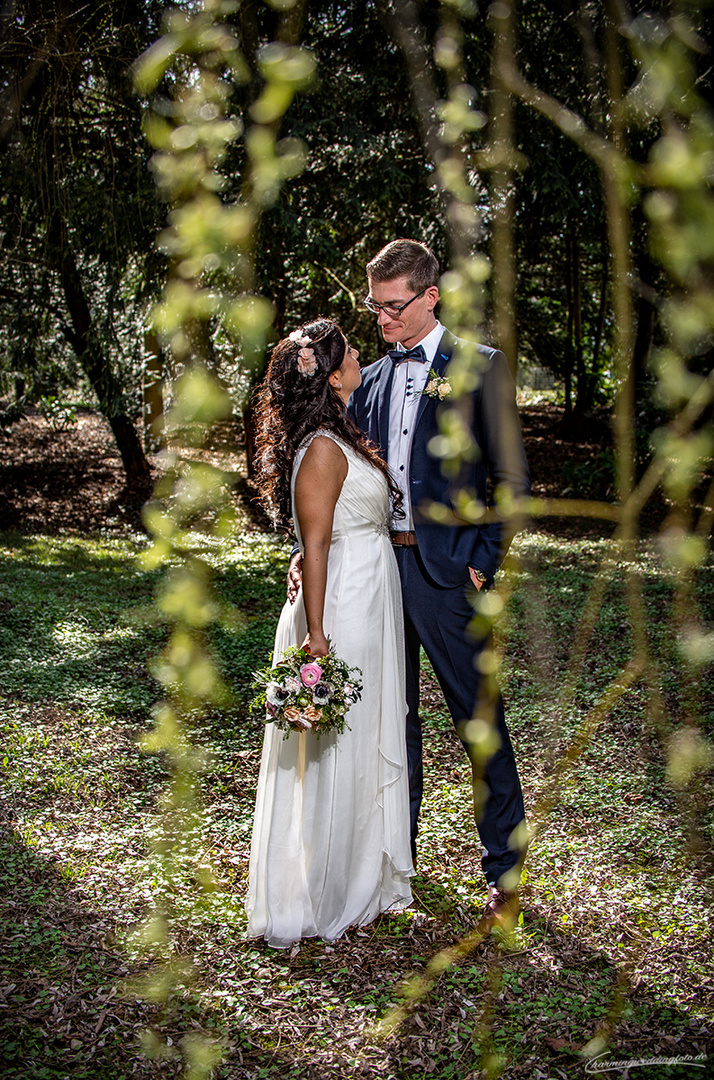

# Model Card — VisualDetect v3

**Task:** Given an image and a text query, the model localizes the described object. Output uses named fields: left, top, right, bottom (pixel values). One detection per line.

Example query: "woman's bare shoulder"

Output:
left=300, top=432, right=348, bottom=471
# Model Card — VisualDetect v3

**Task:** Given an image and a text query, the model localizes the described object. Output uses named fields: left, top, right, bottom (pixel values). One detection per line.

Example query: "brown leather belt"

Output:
left=390, top=531, right=418, bottom=547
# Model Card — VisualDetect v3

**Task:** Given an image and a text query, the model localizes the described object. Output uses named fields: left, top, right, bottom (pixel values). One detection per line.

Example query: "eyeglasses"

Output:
left=363, top=285, right=429, bottom=318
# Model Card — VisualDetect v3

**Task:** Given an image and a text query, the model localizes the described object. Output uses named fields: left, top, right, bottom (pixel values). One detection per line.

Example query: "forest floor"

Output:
left=0, top=400, right=628, bottom=538
left=0, top=406, right=712, bottom=1080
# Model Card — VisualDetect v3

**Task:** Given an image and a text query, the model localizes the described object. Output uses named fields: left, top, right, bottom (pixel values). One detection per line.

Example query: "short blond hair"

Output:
left=366, top=239, right=439, bottom=293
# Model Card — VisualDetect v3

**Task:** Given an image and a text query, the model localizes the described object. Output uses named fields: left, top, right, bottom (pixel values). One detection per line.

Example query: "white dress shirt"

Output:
left=388, top=321, right=445, bottom=530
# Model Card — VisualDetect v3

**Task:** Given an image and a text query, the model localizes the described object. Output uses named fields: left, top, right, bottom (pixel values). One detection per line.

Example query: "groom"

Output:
left=352, top=239, right=530, bottom=925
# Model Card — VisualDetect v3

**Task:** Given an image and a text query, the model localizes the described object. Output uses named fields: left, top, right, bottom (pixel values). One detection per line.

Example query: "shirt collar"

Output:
left=392, top=321, right=444, bottom=366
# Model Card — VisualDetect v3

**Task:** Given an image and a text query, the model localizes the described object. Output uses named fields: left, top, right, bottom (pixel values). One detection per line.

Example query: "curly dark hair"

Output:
left=253, top=317, right=403, bottom=527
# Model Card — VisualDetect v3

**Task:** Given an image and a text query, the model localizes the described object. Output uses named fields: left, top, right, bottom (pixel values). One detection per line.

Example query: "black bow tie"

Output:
left=388, top=345, right=427, bottom=365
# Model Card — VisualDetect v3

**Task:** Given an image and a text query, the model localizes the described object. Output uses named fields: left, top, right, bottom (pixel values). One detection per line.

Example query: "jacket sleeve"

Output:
left=466, top=349, right=530, bottom=580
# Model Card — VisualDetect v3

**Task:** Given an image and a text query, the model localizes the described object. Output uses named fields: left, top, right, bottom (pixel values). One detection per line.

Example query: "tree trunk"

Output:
left=563, top=225, right=574, bottom=417
left=591, top=242, right=609, bottom=385
left=632, top=247, right=657, bottom=405
left=143, top=329, right=164, bottom=452
left=48, top=211, right=152, bottom=499
left=108, top=413, right=154, bottom=490
left=571, top=222, right=587, bottom=417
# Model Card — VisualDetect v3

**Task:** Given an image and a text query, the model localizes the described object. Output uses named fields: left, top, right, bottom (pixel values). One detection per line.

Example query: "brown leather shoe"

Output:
left=480, top=886, right=519, bottom=932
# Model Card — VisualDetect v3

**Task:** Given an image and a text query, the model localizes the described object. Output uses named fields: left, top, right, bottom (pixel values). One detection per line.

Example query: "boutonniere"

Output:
left=422, top=369, right=453, bottom=398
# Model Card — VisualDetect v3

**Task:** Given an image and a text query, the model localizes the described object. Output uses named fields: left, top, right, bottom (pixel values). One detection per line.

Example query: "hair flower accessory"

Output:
left=289, top=329, right=317, bottom=376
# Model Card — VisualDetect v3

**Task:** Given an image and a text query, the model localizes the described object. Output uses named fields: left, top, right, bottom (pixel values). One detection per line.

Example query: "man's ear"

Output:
left=426, top=286, right=440, bottom=311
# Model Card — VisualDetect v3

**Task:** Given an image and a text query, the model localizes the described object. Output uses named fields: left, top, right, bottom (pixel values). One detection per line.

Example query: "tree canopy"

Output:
left=1, top=0, right=166, bottom=493
left=1, top=0, right=713, bottom=493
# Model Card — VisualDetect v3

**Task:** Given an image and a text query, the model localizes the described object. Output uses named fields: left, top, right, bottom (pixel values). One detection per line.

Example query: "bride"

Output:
left=246, top=317, right=414, bottom=947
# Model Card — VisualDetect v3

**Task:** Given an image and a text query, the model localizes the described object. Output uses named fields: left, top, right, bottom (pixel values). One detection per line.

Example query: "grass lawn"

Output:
left=0, top=527, right=712, bottom=1079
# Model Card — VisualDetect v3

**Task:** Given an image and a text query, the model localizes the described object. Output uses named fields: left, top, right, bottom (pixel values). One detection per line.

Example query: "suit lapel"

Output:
left=377, top=358, right=395, bottom=458
left=414, top=330, right=456, bottom=433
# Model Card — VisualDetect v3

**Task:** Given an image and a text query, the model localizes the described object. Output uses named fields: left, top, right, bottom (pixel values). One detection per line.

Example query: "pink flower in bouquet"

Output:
left=300, top=662, right=323, bottom=687
left=285, top=676, right=301, bottom=693
left=284, top=706, right=321, bottom=731
left=283, top=706, right=310, bottom=730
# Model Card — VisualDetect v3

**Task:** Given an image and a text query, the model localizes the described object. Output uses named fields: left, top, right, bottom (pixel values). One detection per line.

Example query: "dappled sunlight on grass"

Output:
left=1, top=528, right=712, bottom=1078
left=0, top=529, right=288, bottom=717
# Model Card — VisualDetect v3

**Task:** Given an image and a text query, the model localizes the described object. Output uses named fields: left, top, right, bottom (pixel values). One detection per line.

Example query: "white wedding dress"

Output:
left=246, top=430, right=413, bottom=947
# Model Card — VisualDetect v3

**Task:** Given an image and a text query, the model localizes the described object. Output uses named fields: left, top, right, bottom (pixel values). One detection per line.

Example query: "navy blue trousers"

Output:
left=393, top=545, right=526, bottom=886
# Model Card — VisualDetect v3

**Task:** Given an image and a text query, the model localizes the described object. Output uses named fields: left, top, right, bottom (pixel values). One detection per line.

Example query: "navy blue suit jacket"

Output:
left=349, top=330, right=530, bottom=589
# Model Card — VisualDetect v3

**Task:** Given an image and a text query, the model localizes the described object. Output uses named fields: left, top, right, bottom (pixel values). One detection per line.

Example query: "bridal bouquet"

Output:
left=250, top=644, right=363, bottom=738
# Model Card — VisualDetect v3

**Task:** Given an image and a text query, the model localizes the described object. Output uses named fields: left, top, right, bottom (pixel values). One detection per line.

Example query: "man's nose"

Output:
left=377, top=309, right=392, bottom=325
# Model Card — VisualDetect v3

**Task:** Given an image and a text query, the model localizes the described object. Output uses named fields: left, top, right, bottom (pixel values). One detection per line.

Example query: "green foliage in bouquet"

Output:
left=251, top=643, right=363, bottom=739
